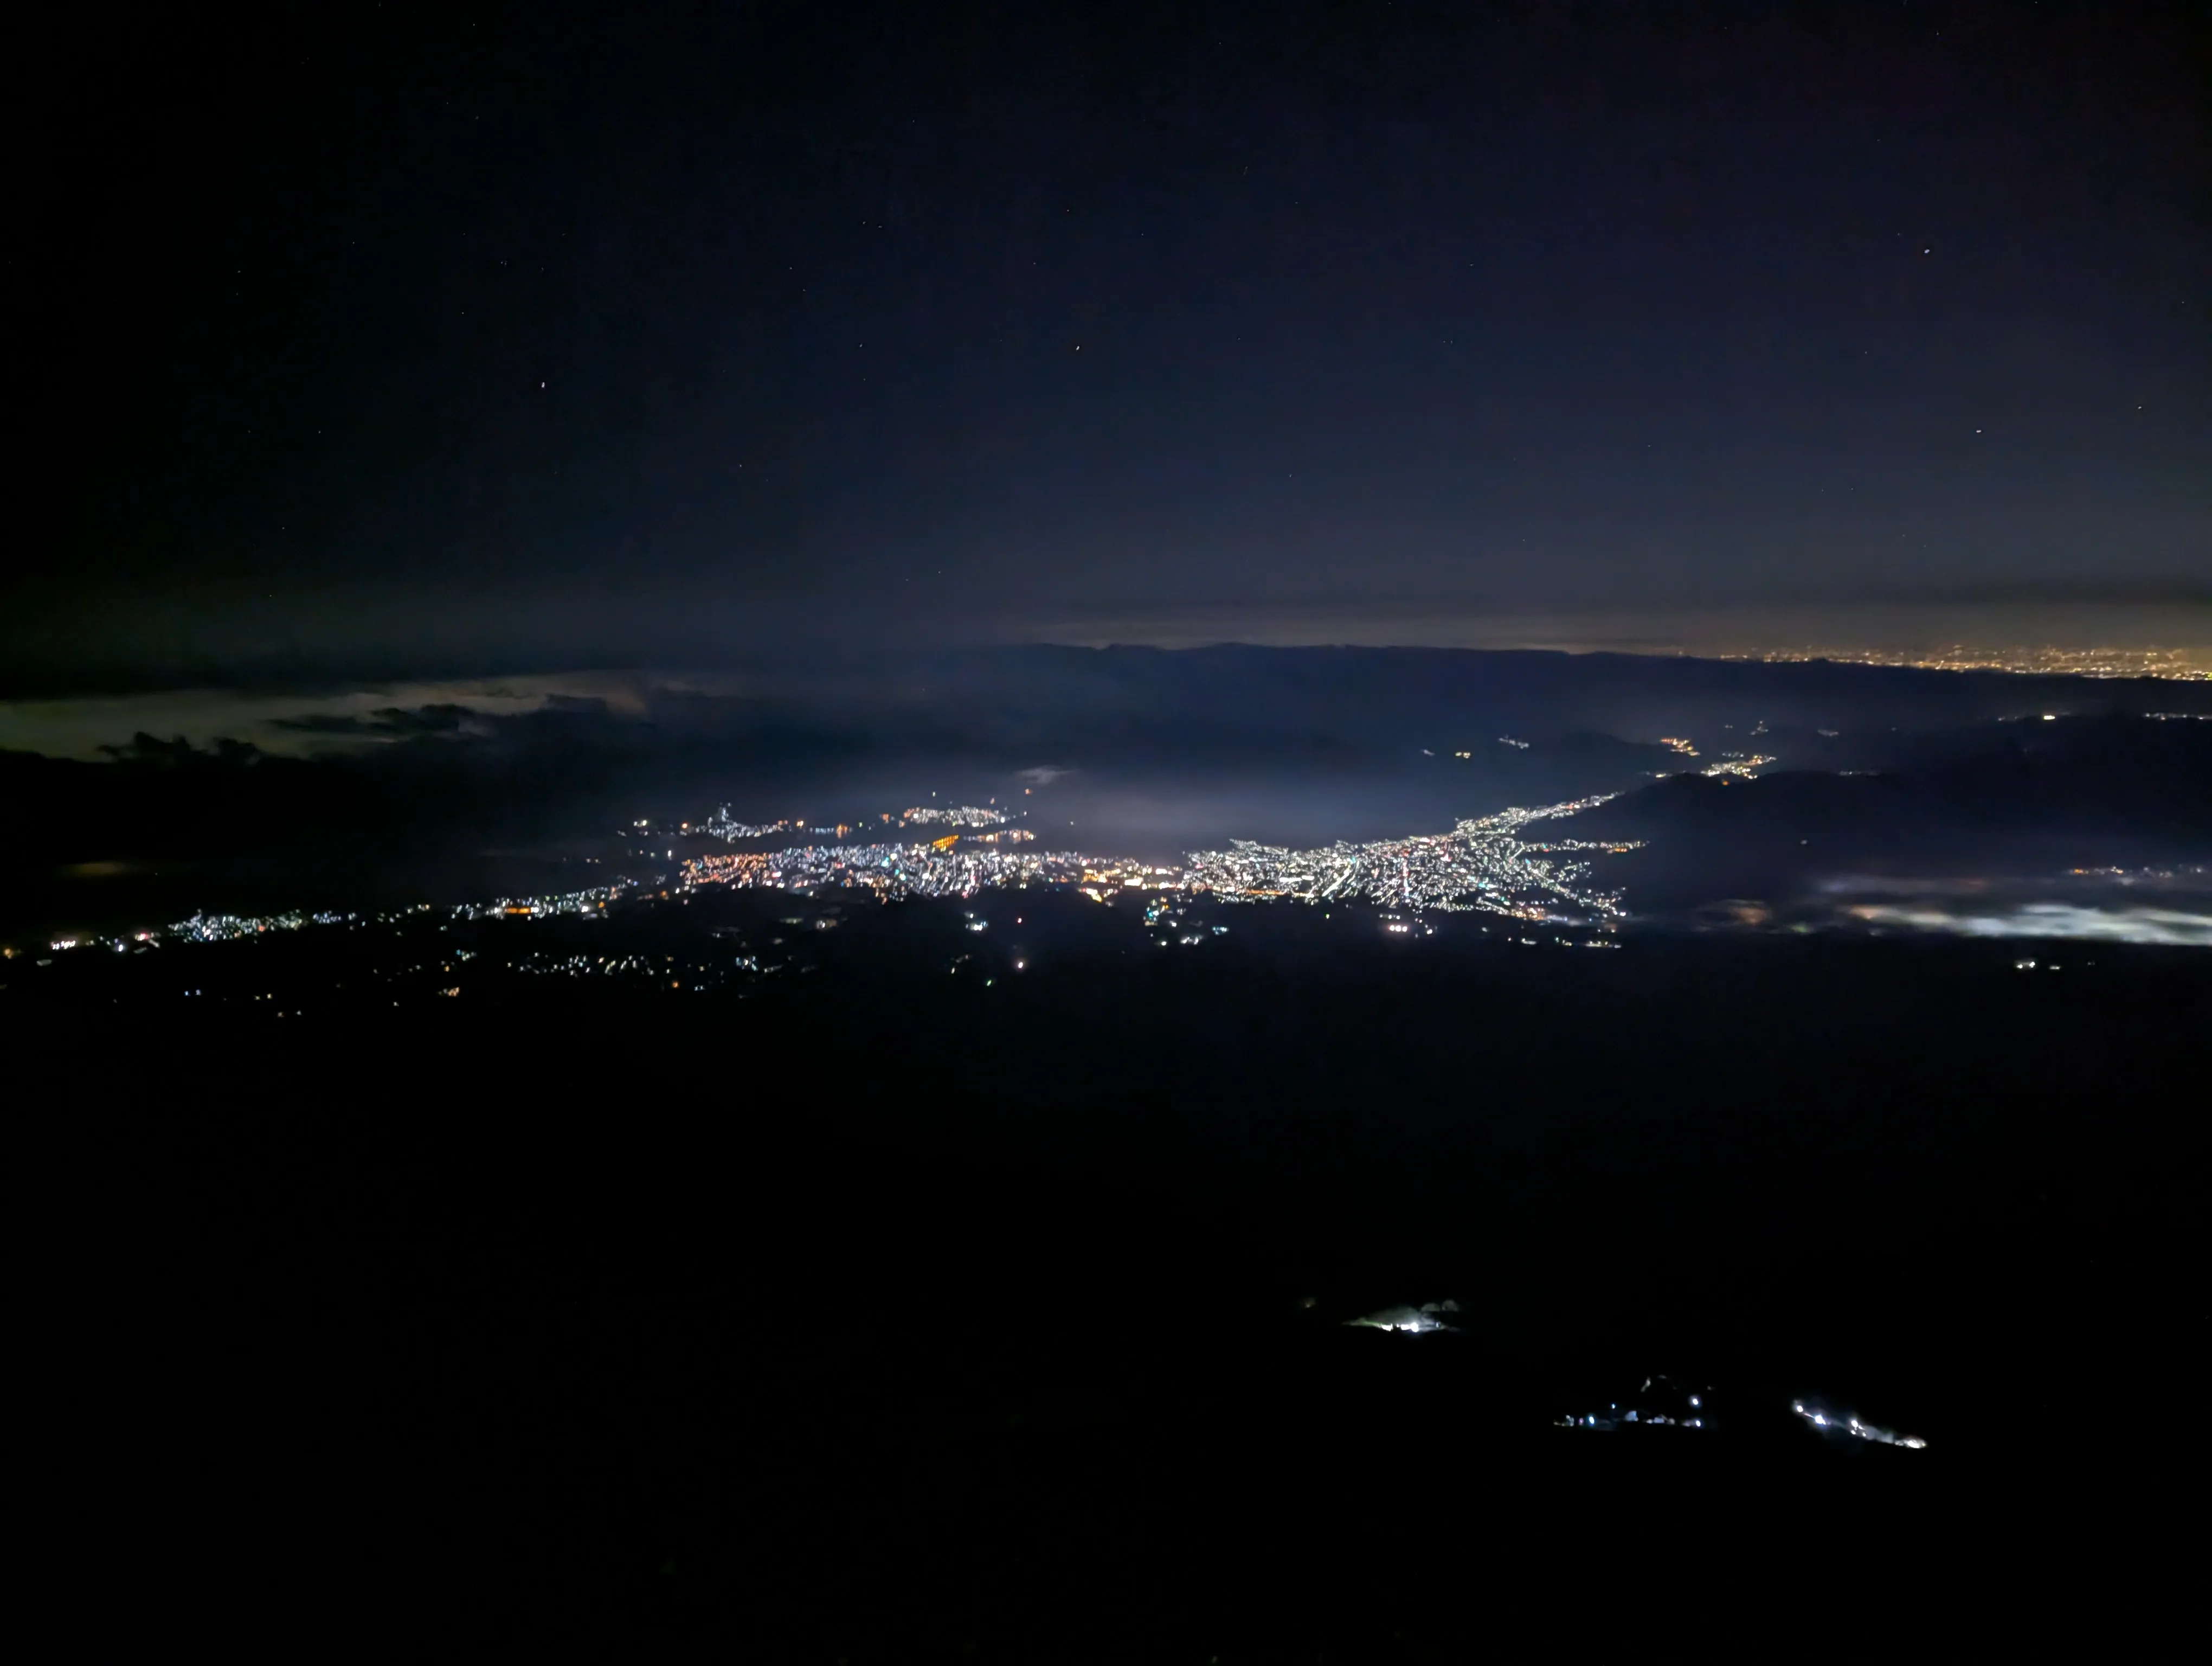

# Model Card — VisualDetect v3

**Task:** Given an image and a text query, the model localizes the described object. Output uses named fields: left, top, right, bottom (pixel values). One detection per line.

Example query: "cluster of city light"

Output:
left=168, top=908, right=357, bottom=944
left=1178, top=796, right=1636, bottom=924
left=695, top=802, right=1013, bottom=843
left=499, top=946, right=759, bottom=990
left=678, top=794, right=1639, bottom=924
left=41, top=789, right=1655, bottom=966
left=700, top=808, right=794, bottom=840
left=1699, top=753, right=1777, bottom=779
left=895, top=804, right=1012, bottom=828
left=685, top=840, right=1096, bottom=902
left=1726, top=644, right=2208, bottom=680
left=2065, top=862, right=2210, bottom=886
left=446, top=885, right=627, bottom=921
left=33, top=885, right=638, bottom=957
left=20, top=787, right=1638, bottom=990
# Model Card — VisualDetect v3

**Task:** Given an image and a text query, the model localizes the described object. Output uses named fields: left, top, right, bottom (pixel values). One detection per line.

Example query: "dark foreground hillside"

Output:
left=18, top=916, right=2200, bottom=1655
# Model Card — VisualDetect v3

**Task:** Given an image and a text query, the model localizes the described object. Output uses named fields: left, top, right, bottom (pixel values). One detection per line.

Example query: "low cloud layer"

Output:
left=1846, top=902, right=2212, bottom=948
left=0, top=672, right=717, bottom=761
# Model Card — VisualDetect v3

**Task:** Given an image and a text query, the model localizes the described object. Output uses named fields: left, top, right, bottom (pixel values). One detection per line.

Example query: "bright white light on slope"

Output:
left=1346, top=1300, right=1461, bottom=1334
left=1793, top=1399, right=1924, bottom=1449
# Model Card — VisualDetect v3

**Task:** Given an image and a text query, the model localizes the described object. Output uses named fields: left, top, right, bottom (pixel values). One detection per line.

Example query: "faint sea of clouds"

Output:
left=1846, top=902, right=2212, bottom=948
left=0, top=671, right=752, bottom=760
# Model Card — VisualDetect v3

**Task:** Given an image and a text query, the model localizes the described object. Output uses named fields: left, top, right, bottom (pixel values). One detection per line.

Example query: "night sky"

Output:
left=15, top=1, right=2205, bottom=685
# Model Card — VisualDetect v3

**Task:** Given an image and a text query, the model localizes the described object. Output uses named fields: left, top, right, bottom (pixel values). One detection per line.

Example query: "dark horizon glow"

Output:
left=15, top=2, right=2205, bottom=689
